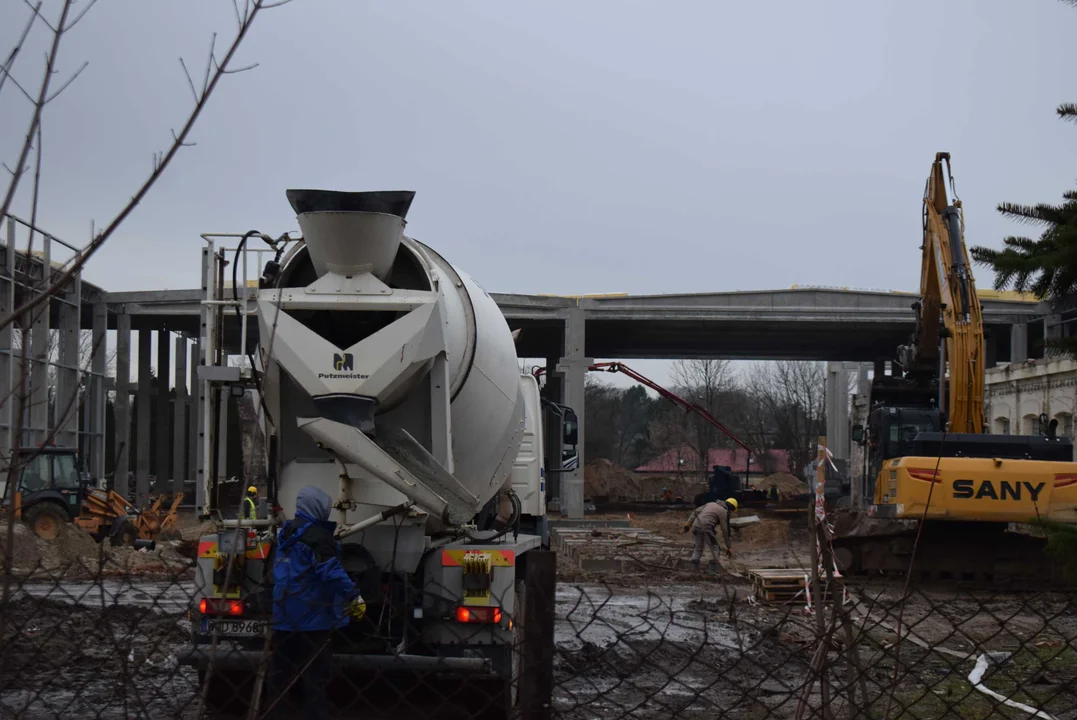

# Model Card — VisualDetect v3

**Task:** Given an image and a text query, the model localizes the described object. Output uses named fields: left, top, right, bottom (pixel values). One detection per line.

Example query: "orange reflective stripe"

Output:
left=245, top=541, right=271, bottom=559
left=441, top=549, right=515, bottom=567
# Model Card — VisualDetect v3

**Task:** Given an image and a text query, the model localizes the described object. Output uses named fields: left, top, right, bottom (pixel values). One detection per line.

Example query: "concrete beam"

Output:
left=188, top=340, right=199, bottom=507
left=55, top=275, right=80, bottom=449
left=136, top=329, right=151, bottom=506
left=173, top=334, right=187, bottom=497
left=557, top=308, right=588, bottom=520
left=825, top=362, right=851, bottom=461
left=114, top=313, right=131, bottom=498
left=28, top=235, right=49, bottom=447
left=0, top=218, right=14, bottom=457
left=1012, top=322, right=1029, bottom=364
left=156, top=330, right=171, bottom=491
left=89, top=303, right=107, bottom=480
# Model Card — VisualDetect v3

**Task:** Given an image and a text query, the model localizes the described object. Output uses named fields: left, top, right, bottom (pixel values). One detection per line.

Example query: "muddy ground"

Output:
left=0, top=593, right=197, bottom=719
left=0, top=575, right=1073, bottom=719
left=1, top=507, right=1076, bottom=719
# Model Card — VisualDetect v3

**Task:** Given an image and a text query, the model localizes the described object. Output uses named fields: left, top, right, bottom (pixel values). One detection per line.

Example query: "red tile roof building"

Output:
left=635, top=447, right=793, bottom=479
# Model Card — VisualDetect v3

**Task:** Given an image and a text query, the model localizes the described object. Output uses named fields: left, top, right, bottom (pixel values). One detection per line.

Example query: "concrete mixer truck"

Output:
left=180, top=190, right=576, bottom=718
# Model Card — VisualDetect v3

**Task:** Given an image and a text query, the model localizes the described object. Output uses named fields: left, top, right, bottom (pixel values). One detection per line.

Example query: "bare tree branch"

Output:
left=178, top=57, right=199, bottom=103
left=0, top=2, right=41, bottom=104
left=0, top=69, right=37, bottom=105
left=0, top=0, right=74, bottom=223
left=21, top=0, right=57, bottom=34
left=44, top=59, right=88, bottom=104
left=0, top=0, right=278, bottom=334
left=63, top=0, right=98, bottom=32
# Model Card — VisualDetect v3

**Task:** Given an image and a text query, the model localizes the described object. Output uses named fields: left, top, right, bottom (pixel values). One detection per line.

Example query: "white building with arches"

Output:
left=984, top=357, right=1077, bottom=454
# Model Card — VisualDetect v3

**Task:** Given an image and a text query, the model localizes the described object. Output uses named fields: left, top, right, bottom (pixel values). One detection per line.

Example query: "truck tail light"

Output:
left=199, top=597, right=244, bottom=616
left=456, top=606, right=501, bottom=624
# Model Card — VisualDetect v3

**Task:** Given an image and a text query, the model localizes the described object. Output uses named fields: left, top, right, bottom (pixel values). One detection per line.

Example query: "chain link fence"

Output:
left=1, top=518, right=1076, bottom=719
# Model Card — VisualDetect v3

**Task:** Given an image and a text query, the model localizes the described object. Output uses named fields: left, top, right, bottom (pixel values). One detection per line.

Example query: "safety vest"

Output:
left=243, top=496, right=257, bottom=520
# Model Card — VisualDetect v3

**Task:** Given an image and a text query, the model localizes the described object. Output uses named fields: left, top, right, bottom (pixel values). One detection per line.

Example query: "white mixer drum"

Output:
left=273, top=190, right=524, bottom=511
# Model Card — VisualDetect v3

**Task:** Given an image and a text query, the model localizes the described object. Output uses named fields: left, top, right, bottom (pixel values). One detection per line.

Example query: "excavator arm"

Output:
left=898, top=152, right=985, bottom=433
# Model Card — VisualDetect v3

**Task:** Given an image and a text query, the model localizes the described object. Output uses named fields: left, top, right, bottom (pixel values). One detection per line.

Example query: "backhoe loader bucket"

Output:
left=136, top=493, right=185, bottom=541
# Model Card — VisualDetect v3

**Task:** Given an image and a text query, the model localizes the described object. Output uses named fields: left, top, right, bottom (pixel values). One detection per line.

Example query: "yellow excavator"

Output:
left=833, top=153, right=1077, bottom=582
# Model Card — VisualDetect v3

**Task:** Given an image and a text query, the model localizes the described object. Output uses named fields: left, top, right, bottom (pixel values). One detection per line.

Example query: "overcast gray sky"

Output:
left=1, top=0, right=1074, bottom=387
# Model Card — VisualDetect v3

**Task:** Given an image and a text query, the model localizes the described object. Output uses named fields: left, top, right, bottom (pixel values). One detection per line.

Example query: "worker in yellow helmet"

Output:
left=682, top=496, right=738, bottom=572
left=243, top=485, right=259, bottom=522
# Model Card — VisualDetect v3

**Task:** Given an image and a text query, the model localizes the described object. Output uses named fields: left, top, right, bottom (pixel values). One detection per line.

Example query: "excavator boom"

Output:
left=909, top=152, right=985, bottom=432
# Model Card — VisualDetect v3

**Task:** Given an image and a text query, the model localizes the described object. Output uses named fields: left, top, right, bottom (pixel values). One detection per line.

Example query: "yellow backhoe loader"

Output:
left=1, top=446, right=183, bottom=546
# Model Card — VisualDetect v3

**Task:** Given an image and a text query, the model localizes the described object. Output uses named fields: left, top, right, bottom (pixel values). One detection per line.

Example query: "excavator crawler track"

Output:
left=832, top=516, right=1065, bottom=586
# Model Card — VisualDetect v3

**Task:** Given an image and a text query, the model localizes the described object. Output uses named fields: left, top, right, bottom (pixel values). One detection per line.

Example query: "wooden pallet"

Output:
left=748, top=567, right=839, bottom=605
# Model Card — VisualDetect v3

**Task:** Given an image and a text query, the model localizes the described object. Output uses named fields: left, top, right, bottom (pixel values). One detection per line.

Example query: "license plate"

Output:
left=200, top=618, right=268, bottom=637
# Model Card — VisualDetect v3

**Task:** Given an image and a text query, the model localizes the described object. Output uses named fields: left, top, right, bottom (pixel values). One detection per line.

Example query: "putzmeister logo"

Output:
left=319, top=352, right=369, bottom=380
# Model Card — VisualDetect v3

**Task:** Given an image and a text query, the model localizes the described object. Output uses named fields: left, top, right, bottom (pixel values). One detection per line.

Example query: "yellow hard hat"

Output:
left=726, top=497, right=739, bottom=511
left=247, top=485, right=258, bottom=494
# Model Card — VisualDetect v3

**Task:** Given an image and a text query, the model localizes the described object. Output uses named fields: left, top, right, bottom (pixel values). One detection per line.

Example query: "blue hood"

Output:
left=295, top=486, right=333, bottom=524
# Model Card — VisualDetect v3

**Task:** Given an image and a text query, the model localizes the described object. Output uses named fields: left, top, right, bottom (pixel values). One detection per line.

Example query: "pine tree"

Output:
left=969, top=102, right=1077, bottom=353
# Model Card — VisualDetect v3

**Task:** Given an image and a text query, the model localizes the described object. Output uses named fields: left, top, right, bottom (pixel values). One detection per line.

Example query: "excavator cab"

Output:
left=860, top=406, right=942, bottom=502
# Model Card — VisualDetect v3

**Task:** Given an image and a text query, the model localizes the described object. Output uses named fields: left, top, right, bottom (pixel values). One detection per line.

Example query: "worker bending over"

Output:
left=683, top=497, right=738, bottom=572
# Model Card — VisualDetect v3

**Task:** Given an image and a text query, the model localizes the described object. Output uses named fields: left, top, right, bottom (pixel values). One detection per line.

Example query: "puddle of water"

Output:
left=556, top=584, right=755, bottom=652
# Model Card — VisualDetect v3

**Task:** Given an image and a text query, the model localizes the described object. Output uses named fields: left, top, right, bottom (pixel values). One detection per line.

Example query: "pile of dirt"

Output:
left=635, top=475, right=707, bottom=502
left=0, top=522, right=101, bottom=573
left=0, top=521, right=193, bottom=578
left=753, top=472, right=809, bottom=498
left=584, top=460, right=642, bottom=500
left=738, top=517, right=793, bottom=547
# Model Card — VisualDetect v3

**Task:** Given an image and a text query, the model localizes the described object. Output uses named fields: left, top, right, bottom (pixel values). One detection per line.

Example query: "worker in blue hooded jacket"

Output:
left=270, top=485, right=362, bottom=720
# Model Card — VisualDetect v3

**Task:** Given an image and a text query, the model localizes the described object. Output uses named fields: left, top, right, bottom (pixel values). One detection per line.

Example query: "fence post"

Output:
left=521, top=550, right=556, bottom=720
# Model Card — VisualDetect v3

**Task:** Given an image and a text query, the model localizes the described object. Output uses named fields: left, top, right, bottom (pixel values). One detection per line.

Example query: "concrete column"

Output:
left=555, top=308, right=588, bottom=519
left=826, top=362, right=851, bottom=461
left=114, top=312, right=131, bottom=497
left=189, top=340, right=199, bottom=509
left=173, top=335, right=188, bottom=497
left=849, top=364, right=871, bottom=510
left=156, top=329, right=171, bottom=489
left=89, top=303, right=107, bottom=480
left=28, top=235, right=50, bottom=446
left=136, top=329, right=152, bottom=506
left=1046, top=312, right=1063, bottom=342
left=196, top=245, right=210, bottom=514
left=0, top=219, right=14, bottom=458
left=54, top=276, right=80, bottom=449
left=1011, top=322, right=1029, bottom=363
